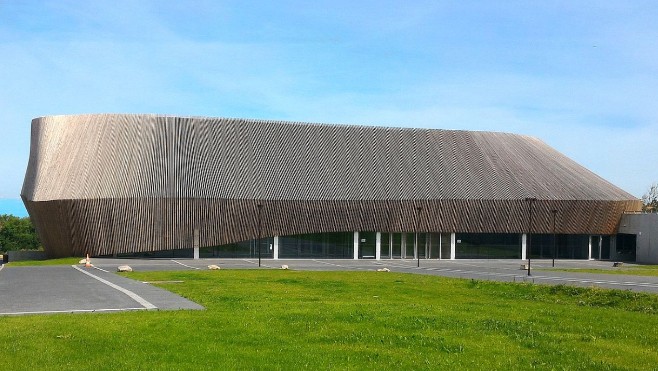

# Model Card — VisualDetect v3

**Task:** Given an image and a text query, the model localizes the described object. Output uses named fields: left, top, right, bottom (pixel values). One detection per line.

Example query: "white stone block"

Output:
left=117, top=265, right=133, bottom=272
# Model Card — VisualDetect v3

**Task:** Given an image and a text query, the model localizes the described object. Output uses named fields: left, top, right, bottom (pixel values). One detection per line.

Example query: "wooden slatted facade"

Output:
left=21, top=114, right=641, bottom=257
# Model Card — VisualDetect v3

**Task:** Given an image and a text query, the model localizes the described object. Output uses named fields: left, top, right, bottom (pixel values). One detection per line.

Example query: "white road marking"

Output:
left=311, top=260, right=371, bottom=271
left=242, top=259, right=276, bottom=268
left=171, top=260, right=201, bottom=270
left=93, top=266, right=109, bottom=273
left=71, top=265, right=157, bottom=309
left=0, top=307, right=147, bottom=316
left=312, top=260, right=345, bottom=268
left=366, top=261, right=658, bottom=289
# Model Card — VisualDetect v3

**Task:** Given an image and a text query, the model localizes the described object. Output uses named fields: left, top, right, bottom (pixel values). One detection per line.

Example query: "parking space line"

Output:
left=71, top=265, right=157, bottom=309
left=242, top=259, right=276, bottom=268
left=171, top=260, right=201, bottom=270
left=312, top=260, right=345, bottom=268
left=371, top=262, right=658, bottom=289
left=311, top=260, right=373, bottom=271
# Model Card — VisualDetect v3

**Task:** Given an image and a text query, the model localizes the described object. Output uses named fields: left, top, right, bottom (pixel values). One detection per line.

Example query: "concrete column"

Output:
left=375, top=232, right=381, bottom=260
left=588, top=236, right=593, bottom=260
left=193, top=229, right=200, bottom=260
left=521, top=233, right=527, bottom=260
left=273, top=235, right=279, bottom=260
left=401, top=233, right=406, bottom=258
left=450, top=232, right=456, bottom=260
left=353, top=231, right=359, bottom=260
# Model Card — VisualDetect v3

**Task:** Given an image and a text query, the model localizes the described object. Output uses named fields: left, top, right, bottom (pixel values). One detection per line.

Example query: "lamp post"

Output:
left=416, top=206, right=422, bottom=268
left=525, top=197, right=537, bottom=276
left=257, top=203, right=262, bottom=267
left=551, top=209, right=557, bottom=268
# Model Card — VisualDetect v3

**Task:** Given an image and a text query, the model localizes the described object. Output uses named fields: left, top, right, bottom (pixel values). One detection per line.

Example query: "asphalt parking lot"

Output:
left=92, top=257, right=658, bottom=293
left=0, top=263, right=203, bottom=316
left=1, top=258, right=657, bottom=316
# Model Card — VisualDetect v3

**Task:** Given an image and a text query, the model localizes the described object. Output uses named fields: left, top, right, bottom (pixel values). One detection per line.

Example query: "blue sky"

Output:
left=1, top=1, right=657, bottom=217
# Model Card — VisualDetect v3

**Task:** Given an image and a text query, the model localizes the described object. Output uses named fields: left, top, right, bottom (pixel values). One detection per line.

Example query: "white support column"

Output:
left=273, top=236, right=279, bottom=260
left=521, top=233, right=527, bottom=260
left=588, top=236, right=593, bottom=260
left=375, top=232, right=381, bottom=260
left=193, top=229, right=200, bottom=260
left=450, top=232, right=456, bottom=260
left=438, top=233, right=442, bottom=260
left=353, top=231, right=359, bottom=260
left=401, top=233, right=406, bottom=258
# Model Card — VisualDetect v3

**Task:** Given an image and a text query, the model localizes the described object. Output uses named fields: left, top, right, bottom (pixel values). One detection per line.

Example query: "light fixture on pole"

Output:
left=257, top=203, right=262, bottom=267
left=416, top=206, right=423, bottom=268
left=551, top=209, right=557, bottom=268
left=525, top=197, right=537, bottom=276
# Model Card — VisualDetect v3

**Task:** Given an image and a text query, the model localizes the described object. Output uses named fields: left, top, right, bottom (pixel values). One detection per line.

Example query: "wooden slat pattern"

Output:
left=21, top=114, right=642, bottom=257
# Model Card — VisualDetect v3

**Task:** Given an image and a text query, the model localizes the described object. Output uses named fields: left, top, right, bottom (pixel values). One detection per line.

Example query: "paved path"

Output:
left=2, top=258, right=656, bottom=316
left=0, top=264, right=203, bottom=316
left=88, top=258, right=658, bottom=294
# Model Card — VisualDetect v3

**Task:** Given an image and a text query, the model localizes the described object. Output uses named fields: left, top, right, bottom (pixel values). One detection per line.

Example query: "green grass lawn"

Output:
left=4, top=257, right=82, bottom=266
left=2, top=270, right=657, bottom=370
left=547, top=265, right=658, bottom=277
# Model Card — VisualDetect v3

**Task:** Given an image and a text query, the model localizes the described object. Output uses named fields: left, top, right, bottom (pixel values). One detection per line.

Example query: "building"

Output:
left=21, top=114, right=642, bottom=260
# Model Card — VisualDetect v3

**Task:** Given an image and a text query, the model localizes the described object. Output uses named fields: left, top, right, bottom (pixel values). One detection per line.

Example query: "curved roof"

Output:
left=22, top=113, right=635, bottom=202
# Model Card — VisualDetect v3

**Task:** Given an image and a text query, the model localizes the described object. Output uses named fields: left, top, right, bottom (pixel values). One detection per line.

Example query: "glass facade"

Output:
left=455, top=233, right=521, bottom=259
left=589, top=236, right=612, bottom=260
left=200, top=237, right=274, bottom=258
left=108, top=231, right=624, bottom=261
left=117, top=248, right=195, bottom=259
left=279, top=232, right=354, bottom=259
left=529, top=234, right=589, bottom=259
left=358, top=232, right=377, bottom=259
left=440, top=233, right=451, bottom=259
left=616, top=234, right=636, bottom=261
left=380, top=233, right=391, bottom=259
left=391, top=233, right=402, bottom=258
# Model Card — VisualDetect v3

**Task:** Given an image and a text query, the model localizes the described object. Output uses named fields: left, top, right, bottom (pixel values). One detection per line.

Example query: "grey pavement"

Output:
left=2, top=258, right=657, bottom=316
left=90, top=258, right=658, bottom=294
left=0, top=263, right=203, bottom=316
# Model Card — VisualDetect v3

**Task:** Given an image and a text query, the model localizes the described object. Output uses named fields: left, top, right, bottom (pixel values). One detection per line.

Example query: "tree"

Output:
left=642, top=183, right=658, bottom=212
left=0, top=214, right=41, bottom=252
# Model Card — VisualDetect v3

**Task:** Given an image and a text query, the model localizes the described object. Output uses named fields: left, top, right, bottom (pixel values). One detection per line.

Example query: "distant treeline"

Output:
left=0, top=214, right=41, bottom=252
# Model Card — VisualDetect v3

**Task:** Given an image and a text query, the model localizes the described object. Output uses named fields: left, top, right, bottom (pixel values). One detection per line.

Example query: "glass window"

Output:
left=455, top=233, right=521, bottom=259
left=279, top=232, right=354, bottom=259
left=380, top=233, right=391, bottom=259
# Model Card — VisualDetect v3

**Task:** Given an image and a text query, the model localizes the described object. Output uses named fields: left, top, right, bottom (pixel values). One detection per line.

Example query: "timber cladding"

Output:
left=21, top=114, right=641, bottom=257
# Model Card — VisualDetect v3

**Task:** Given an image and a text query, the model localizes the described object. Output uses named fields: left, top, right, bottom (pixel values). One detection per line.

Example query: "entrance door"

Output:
left=359, top=232, right=377, bottom=259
